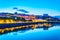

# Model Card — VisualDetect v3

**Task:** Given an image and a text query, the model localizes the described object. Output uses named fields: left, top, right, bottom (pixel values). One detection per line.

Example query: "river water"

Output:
left=0, top=25, right=60, bottom=40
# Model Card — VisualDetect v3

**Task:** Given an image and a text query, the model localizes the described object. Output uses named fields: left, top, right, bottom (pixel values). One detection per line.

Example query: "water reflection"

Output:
left=0, top=22, right=60, bottom=35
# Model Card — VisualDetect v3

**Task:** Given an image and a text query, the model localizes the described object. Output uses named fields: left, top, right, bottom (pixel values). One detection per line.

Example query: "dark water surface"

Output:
left=0, top=24, right=60, bottom=40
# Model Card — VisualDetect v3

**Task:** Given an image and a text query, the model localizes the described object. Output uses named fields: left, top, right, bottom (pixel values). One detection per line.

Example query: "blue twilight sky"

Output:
left=0, top=0, right=60, bottom=16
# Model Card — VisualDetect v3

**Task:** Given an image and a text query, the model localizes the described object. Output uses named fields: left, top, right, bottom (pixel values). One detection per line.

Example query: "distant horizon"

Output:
left=0, top=0, right=60, bottom=16
left=0, top=6, right=60, bottom=16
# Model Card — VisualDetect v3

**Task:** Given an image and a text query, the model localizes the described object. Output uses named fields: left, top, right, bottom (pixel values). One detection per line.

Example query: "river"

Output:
left=0, top=24, right=60, bottom=40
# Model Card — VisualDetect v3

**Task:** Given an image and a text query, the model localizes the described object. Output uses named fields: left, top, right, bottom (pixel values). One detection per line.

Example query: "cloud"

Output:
left=0, top=6, right=60, bottom=16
